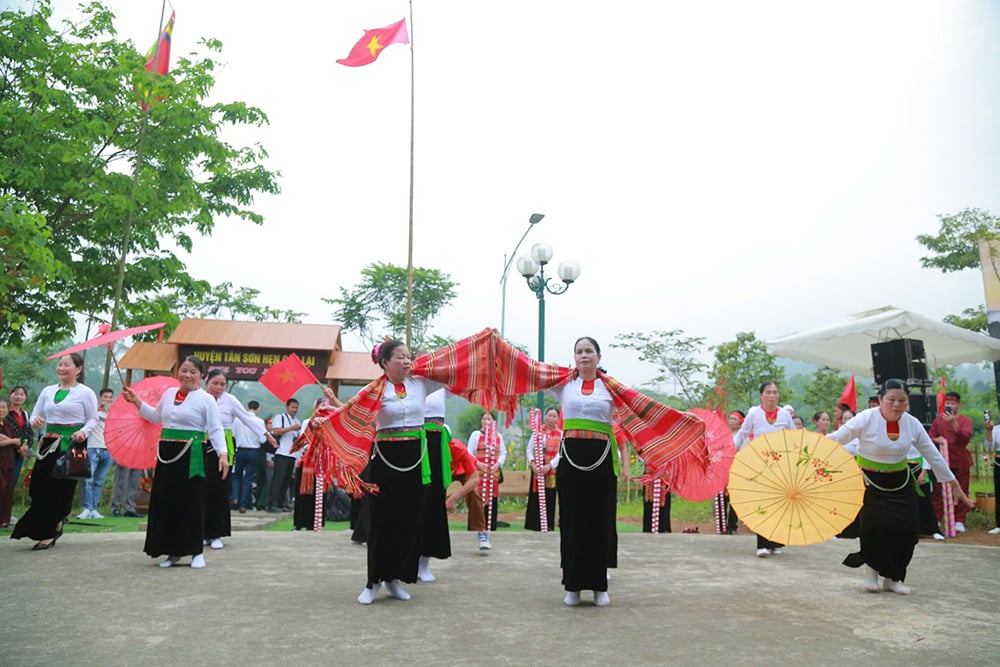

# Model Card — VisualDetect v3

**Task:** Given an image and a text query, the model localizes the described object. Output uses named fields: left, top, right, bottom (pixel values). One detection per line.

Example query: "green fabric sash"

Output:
left=562, top=418, right=619, bottom=477
left=424, top=422, right=453, bottom=488
left=224, top=429, right=235, bottom=463
left=855, top=456, right=908, bottom=472
left=44, top=423, right=80, bottom=453
left=376, top=428, right=431, bottom=485
left=161, top=427, right=207, bottom=479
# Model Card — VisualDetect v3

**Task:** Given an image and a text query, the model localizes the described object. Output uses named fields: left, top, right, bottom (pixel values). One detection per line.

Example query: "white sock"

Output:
left=418, top=556, right=436, bottom=582
left=385, top=579, right=411, bottom=600
left=563, top=591, right=581, bottom=606
left=357, top=584, right=378, bottom=605
left=594, top=591, right=610, bottom=607
left=863, top=565, right=879, bottom=592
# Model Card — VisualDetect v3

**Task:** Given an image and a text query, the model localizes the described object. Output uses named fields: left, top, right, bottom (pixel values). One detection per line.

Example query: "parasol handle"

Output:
left=109, top=349, right=127, bottom=388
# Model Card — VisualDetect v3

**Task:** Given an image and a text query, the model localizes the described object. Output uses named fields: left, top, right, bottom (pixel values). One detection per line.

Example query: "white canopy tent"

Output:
left=766, top=305, right=1000, bottom=376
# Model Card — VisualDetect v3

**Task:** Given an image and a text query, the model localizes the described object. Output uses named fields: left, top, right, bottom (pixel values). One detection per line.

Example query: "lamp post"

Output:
left=500, top=213, right=545, bottom=340
left=516, top=242, right=581, bottom=410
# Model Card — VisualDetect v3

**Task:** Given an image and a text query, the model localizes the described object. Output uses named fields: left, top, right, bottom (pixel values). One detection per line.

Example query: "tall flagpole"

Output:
left=104, top=0, right=167, bottom=387
left=404, top=0, right=415, bottom=348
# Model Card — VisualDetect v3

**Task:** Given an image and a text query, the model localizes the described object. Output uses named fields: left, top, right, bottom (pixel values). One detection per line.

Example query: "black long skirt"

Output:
left=144, top=440, right=205, bottom=558
left=524, top=487, right=557, bottom=531
left=367, top=438, right=426, bottom=586
left=843, top=469, right=918, bottom=582
left=556, top=437, right=616, bottom=592
left=642, top=494, right=672, bottom=533
left=292, top=466, right=325, bottom=530
left=202, top=443, right=231, bottom=540
left=420, top=429, right=451, bottom=559
left=10, top=448, right=76, bottom=542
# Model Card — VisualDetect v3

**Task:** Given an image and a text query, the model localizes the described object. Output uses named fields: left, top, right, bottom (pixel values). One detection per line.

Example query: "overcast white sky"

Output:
left=44, top=0, right=1000, bottom=387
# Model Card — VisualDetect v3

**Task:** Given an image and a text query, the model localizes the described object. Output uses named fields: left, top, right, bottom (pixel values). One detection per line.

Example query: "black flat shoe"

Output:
left=32, top=541, right=54, bottom=551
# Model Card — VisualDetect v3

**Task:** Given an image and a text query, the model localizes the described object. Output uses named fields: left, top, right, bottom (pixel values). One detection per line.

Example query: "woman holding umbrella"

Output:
left=829, top=378, right=972, bottom=594
left=733, top=381, right=795, bottom=557
left=122, top=356, right=229, bottom=569
left=204, top=370, right=276, bottom=548
left=11, top=354, right=98, bottom=550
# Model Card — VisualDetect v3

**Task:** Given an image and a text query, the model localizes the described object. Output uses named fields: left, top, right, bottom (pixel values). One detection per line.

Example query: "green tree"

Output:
left=327, top=262, right=458, bottom=351
left=0, top=1, right=280, bottom=346
left=916, top=208, right=999, bottom=333
left=916, top=208, right=1000, bottom=273
left=611, top=329, right=708, bottom=408
left=707, top=331, right=786, bottom=412
left=943, top=306, right=988, bottom=334
left=802, top=366, right=850, bottom=419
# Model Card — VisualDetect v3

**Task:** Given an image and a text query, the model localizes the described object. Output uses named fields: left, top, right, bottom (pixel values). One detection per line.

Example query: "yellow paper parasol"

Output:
left=728, top=429, right=864, bottom=546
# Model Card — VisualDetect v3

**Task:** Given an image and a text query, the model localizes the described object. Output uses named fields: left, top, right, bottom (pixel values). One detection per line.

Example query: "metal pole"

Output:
left=536, top=266, right=546, bottom=411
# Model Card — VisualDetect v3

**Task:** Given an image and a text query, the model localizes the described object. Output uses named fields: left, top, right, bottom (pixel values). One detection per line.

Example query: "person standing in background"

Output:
left=6, top=386, right=32, bottom=492
left=78, top=388, right=114, bottom=519
left=929, top=392, right=973, bottom=532
left=267, top=399, right=301, bottom=513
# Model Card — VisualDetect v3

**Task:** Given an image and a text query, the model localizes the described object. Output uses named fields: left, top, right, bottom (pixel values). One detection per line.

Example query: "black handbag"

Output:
left=51, top=438, right=91, bottom=481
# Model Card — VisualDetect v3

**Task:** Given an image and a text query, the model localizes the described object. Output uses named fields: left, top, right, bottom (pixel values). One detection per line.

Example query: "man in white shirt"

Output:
left=79, top=389, right=114, bottom=519
left=230, top=400, right=267, bottom=514
left=267, top=399, right=301, bottom=513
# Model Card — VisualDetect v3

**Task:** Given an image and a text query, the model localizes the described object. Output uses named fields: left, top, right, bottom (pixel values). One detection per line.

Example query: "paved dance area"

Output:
left=2, top=530, right=996, bottom=666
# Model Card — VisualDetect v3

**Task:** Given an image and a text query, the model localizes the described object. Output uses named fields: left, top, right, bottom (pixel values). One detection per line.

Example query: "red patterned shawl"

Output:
left=294, top=327, right=707, bottom=496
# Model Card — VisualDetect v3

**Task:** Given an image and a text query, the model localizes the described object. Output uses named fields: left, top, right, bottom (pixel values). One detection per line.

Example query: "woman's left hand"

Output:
left=219, top=456, right=230, bottom=480
left=71, top=430, right=87, bottom=443
left=948, top=480, right=975, bottom=508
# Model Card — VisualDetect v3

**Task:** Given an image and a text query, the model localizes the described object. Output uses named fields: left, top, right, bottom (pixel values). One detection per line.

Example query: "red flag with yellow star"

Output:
left=336, top=18, right=409, bottom=67
left=260, top=354, right=317, bottom=403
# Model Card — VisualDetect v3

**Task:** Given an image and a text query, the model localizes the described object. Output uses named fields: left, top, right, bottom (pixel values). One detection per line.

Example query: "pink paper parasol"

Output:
left=105, top=375, right=179, bottom=469
left=668, top=408, right=736, bottom=502
left=47, top=322, right=166, bottom=359
left=47, top=322, right=167, bottom=386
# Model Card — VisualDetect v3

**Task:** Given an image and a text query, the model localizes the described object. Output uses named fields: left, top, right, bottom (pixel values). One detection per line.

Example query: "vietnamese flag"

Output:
left=260, top=354, right=318, bottom=403
left=838, top=376, right=857, bottom=413
left=336, top=18, right=409, bottom=67
left=137, top=11, right=175, bottom=109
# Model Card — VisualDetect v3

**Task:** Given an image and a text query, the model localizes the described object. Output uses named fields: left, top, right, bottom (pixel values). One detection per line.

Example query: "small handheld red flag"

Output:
left=336, top=18, right=409, bottom=67
left=260, top=354, right=317, bottom=403
left=838, top=376, right=857, bottom=412
left=936, top=376, right=946, bottom=417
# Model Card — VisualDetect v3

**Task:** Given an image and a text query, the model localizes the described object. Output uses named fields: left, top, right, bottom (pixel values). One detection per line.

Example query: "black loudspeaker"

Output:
left=906, top=390, right=935, bottom=428
left=871, top=339, right=928, bottom=385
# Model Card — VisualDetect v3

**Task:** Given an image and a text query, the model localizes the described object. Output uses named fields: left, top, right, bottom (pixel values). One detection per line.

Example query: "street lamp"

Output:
left=500, top=213, right=545, bottom=339
left=516, top=242, right=581, bottom=409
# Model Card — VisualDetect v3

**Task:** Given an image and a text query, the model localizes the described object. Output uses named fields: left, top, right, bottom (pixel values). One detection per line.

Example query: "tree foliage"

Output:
left=0, top=1, right=281, bottom=346
left=611, top=329, right=708, bottom=407
left=707, top=331, right=786, bottom=412
left=916, top=208, right=1000, bottom=273
left=801, top=366, right=850, bottom=419
left=326, top=262, right=457, bottom=351
left=942, top=305, right=988, bottom=334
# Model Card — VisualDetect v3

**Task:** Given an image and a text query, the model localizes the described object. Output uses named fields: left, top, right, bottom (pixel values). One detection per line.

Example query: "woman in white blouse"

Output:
left=733, top=381, right=795, bottom=558
left=357, top=340, right=445, bottom=605
left=829, top=379, right=972, bottom=594
left=12, top=353, right=98, bottom=550
left=543, top=337, right=620, bottom=608
left=123, top=356, right=228, bottom=569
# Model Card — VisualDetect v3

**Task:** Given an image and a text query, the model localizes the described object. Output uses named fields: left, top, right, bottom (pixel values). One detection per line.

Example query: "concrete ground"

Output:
left=2, top=523, right=996, bottom=667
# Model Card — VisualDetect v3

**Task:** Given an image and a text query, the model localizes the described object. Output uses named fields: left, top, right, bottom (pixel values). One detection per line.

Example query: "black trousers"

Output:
left=268, top=454, right=295, bottom=509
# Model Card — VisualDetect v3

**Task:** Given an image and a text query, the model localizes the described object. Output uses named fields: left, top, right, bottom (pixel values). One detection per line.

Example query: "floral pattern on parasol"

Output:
left=728, top=429, right=864, bottom=546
